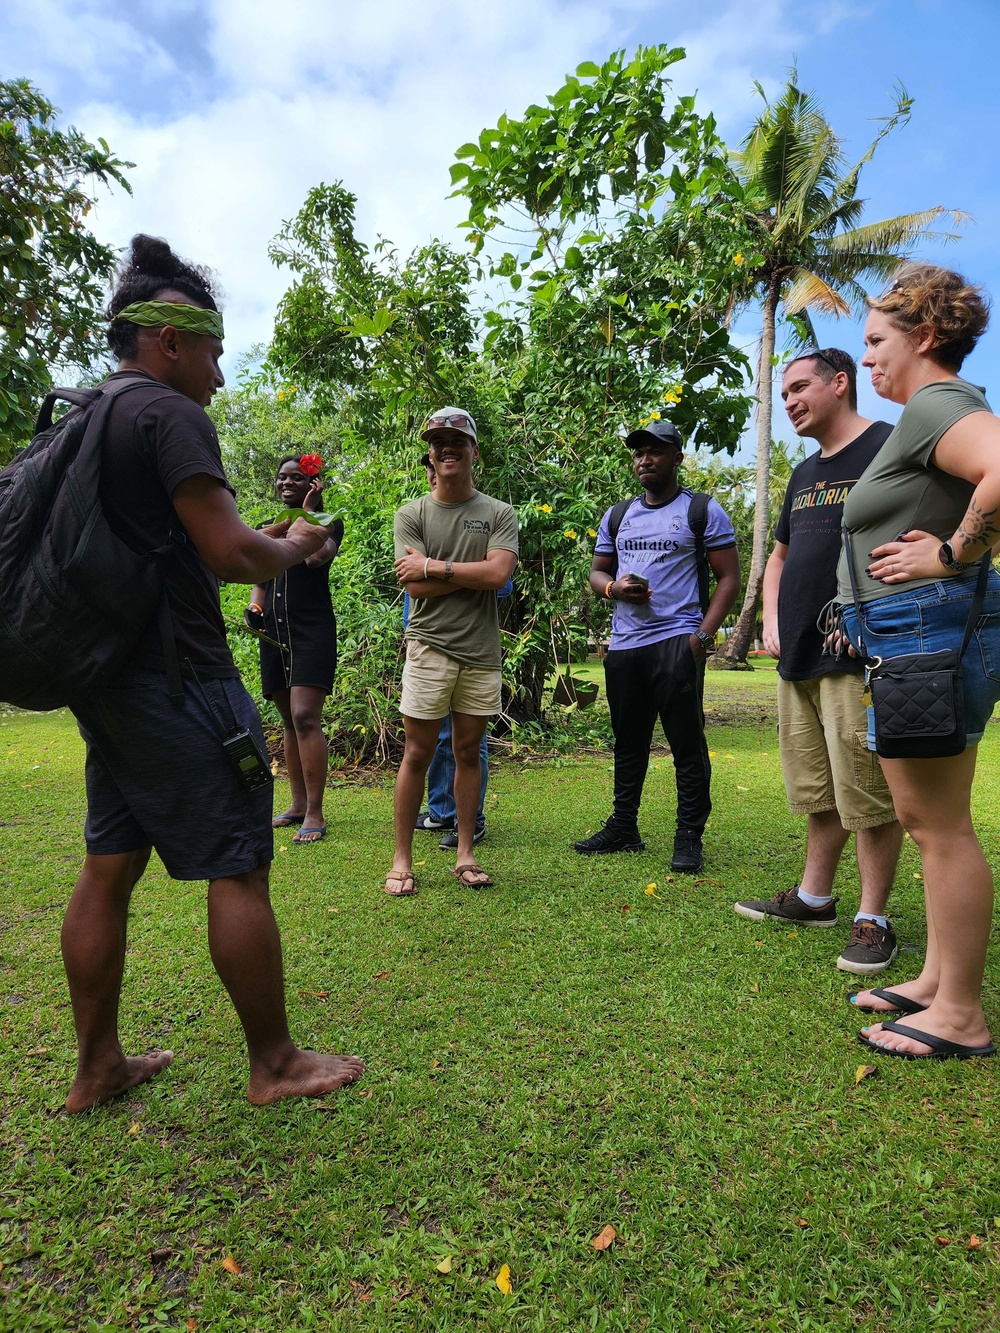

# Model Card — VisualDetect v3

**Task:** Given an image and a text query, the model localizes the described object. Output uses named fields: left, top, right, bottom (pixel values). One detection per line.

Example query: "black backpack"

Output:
left=607, top=490, right=712, bottom=611
left=0, top=378, right=181, bottom=711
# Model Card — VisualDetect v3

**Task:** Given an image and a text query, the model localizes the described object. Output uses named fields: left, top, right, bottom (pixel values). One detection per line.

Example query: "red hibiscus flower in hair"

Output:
left=299, top=453, right=323, bottom=477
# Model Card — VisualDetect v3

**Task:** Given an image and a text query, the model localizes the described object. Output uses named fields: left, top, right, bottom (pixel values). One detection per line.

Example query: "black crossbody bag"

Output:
left=842, top=526, right=990, bottom=759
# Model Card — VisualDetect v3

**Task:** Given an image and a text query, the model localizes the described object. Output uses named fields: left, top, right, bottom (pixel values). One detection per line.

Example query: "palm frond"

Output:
left=824, top=208, right=967, bottom=259
left=782, top=268, right=851, bottom=317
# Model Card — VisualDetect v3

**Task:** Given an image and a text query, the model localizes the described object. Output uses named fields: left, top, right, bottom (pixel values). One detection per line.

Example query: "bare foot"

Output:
left=65, top=1050, right=174, bottom=1114
left=272, top=809, right=305, bottom=828
left=850, top=979, right=935, bottom=1013
left=247, top=1049, right=366, bottom=1105
left=861, top=1006, right=993, bottom=1056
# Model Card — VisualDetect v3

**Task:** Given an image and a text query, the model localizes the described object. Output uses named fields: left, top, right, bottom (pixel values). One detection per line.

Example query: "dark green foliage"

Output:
left=0, top=79, right=132, bottom=463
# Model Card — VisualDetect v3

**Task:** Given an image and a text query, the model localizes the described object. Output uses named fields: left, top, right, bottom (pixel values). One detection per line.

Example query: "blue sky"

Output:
left=5, top=0, right=999, bottom=450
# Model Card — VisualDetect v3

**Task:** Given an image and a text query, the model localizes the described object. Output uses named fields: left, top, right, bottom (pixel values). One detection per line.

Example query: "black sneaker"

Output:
left=573, top=821, right=645, bottom=855
left=670, top=831, right=703, bottom=873
left=415, top=810, right=452, bottom=831
left=438, top=824, right=486, bottom=850
left=837, top=919, right=898, bottom=974
left=733, top=886, right=839, bottom=926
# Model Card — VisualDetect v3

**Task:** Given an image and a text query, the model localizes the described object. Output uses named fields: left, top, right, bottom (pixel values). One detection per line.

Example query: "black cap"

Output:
left=419, top=452, right=432, bottom=468
left=625, top=419, right=683, bottom=451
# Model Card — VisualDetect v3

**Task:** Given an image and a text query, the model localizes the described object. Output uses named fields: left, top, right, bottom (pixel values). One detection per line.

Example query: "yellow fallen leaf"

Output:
left=913, top=872, right=923, bottom=879
left=708, top=751, right=717, bottom=758
left=644, top=886, right=657, bottom=897
left=968, top=1235, right=982, bottom=1250
left=436, top=1255, right=453, bottom=1274
left=128, top=1121, right=142, bottom=1135
left=496, top=1263, right=512, bottom=1294
left=592, top=1224, right=617, bottom=1250
left=414, top=860, right=426, bottom=866
left=855, top=1064, right=877, bottom=1085
left=328, top=907, right=340, bottom=913
left=221, top=1255, right=242, bottom=1274
left=737, top=785, right=749, bottom=792
left=278, top=846, right=287, bottom=853
left=786, top=931, right=798, bottom=938
left=432, top=1059, right=441, bottom=1068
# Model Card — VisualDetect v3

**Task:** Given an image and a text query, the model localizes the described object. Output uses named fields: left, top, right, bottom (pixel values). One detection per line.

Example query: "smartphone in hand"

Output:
left=625, top=571, right=649, bottom=590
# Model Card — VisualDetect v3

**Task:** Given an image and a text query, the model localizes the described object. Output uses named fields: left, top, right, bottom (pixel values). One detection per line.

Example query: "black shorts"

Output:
left=71, top=662, right=274, bottom=880
left=259, top=614, right=337, bottom=698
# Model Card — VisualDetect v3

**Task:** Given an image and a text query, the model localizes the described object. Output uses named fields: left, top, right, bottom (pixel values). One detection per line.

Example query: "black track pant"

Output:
left=603, top=633, right=711, bottom=834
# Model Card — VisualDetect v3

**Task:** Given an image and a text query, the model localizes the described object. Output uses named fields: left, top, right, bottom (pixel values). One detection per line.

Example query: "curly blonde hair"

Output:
left=869, top=263, right=990, bottom=371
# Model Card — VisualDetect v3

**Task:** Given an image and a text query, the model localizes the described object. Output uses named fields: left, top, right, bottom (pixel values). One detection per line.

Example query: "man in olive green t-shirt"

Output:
left=387, top=407, right=518, bottom=896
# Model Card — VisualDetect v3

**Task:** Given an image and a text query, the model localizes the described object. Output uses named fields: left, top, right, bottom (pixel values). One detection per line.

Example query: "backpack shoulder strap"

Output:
left=606, top=496, right=641, bottom=575
left=685, top=490, right=712, bottom=612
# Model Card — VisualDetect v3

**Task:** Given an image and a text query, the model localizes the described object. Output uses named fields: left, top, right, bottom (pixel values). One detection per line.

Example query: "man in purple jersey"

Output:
left=574, top=420, right=740, bottom=872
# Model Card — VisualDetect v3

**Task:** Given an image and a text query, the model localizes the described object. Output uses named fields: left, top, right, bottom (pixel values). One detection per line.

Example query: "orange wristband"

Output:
left=248, top=603, right=263, bottom=614
left=604, top=580, right=615, bottom=599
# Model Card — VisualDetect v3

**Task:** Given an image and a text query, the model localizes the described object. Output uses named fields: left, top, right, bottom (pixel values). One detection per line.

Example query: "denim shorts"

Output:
left=840, top=570, right=1000, bottom=749
left=71, top=661, right=274, bottom=880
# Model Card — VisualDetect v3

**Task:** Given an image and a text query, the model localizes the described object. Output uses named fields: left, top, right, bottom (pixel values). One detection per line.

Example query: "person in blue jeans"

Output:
left=405, top=454, right=512, bottom=849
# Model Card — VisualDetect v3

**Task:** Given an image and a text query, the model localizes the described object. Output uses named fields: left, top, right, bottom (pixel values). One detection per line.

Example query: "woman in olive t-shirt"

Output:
left=838, top=264, right=1000, bottom=1061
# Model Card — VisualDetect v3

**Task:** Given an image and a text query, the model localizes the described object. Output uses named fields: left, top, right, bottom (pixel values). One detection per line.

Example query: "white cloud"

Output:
left=8, top=0, right=846, bottom=370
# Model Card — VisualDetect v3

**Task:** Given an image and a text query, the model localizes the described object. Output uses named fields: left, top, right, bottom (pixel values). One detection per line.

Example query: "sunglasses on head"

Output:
left=424, top=413, right=474, bottom=433
left=805, top=348, right=845, bottom=375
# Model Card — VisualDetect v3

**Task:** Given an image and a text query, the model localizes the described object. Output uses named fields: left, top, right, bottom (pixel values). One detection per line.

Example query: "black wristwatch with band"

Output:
left=694, top=629, right=716, bottom=651
left=938, top=541, right=967, bottom=574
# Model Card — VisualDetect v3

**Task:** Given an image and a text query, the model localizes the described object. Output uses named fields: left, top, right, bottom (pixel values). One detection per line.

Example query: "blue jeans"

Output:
left=841, top=570, right=1000, bottom=748
left=426, top=712, right=488, bottom=827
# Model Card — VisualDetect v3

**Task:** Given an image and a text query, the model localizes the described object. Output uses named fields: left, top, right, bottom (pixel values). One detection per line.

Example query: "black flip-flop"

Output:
left=293, top=826, right=327, bottom=844
left=272, top=812, right=305, bottom=828
left=858, top=1020, right=997, bottom=1060
left=847, top=987, right=927, bottom=1016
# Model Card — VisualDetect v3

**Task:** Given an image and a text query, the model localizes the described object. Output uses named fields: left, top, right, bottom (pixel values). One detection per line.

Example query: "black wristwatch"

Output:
left=694, top=630, right=716, bottom=651
left=938, top=541, right=967, bottom=574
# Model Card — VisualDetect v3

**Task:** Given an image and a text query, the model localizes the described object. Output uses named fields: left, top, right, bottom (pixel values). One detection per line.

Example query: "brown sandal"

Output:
left=450, top=863, right=494, bottom=889
left=384, top=871, right=418, bottom=896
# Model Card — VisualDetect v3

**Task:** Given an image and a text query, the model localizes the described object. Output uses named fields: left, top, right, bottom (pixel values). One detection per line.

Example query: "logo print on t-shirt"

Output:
left=463, top=519, right=492, bottom=534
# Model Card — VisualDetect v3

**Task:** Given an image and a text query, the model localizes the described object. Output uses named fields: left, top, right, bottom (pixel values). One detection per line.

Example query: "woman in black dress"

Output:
left=248, top=454, right=343, bottom=843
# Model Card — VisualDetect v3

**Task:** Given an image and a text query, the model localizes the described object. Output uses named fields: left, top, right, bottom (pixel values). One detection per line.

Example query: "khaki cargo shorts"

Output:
left=400, top=639, right=502, bottom=719
left=777, top=672, right=896, bottom=830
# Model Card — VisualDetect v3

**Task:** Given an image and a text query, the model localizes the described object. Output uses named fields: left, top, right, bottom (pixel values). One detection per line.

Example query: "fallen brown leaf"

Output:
left=26, top=1048, right=49, bottom=1056
left=358, top=1088, right=373, bottom=1098
left=221, top=1255, right=242, bottom=1274
left=795, top=1218, right=809, bottom=1228
left=592, top=1224, right=617, bottom=1250
left=150, top=1248, right=172, bottom=1261
left=187, top=1320, right=198, bottom=1332
left=968, top=1235, right=982, bottom=1250
left=373, top=970, right=389, bottom=980
left=432, top=1059, right=441, bottom=1068
left=855, top=1064, right=877, bottom=1085
left=935, top=1236, right=953, bottom=1247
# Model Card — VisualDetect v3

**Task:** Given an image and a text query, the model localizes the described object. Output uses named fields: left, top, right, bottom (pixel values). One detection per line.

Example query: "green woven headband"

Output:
left=112, top=301, right=224, bottom=339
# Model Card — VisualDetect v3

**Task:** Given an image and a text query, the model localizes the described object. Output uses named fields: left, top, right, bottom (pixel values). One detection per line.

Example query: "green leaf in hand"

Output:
left=274, top=506, right=345, bottom=529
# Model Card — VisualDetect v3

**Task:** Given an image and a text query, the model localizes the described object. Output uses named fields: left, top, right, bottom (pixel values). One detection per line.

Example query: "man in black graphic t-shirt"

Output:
left=734, top=349, right=903, bottom=975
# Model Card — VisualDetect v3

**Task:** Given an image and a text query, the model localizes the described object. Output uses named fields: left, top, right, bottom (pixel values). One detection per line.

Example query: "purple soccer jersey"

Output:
left=595, top=491, right=736, bottom=651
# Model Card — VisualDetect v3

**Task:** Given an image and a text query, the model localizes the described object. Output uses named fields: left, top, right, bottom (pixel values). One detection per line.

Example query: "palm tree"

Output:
left=716, top=75, right=964, bottom=665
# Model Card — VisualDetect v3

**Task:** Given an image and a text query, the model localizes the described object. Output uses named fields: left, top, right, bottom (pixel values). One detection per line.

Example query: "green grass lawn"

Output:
left=2, top=689, right=1000, bottom=1331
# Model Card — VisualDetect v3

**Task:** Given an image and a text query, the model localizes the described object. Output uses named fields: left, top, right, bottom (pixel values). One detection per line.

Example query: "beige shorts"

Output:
left=777, top=672, right=895, bottom=830
left=400, top=639, right=502, bottom=719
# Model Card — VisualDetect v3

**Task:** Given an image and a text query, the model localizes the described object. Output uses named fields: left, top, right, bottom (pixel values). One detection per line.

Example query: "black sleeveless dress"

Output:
left=258, top=519, right=344, bottom=698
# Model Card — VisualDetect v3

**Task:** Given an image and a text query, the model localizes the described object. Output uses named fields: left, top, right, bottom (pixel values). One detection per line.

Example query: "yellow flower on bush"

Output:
left=587, top=528, right=597, bottom=538
left=276, top=389, right=287, bottom=402
left=734, top=253, right=745, bottom=266
left=663, top=383, right=683, bottom=405
left=537, top=503, right=553, bottom=514
left=563, top=529, right=577, bottom=540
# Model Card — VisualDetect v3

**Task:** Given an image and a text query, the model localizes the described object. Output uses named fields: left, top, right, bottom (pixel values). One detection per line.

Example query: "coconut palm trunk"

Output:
left=717, top=277, right=780, bottom=665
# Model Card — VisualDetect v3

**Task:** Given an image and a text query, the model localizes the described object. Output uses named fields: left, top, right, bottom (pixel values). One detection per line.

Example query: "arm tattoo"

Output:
left=955, top=498, right=1000, bottom=557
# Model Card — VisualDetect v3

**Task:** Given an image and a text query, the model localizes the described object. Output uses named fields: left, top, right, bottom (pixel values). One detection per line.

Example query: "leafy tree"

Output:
left=715, top=74, right=963, bottom=665
left=266, top=49, right=755, bottom=733
left=0, top=79, right=132, bottom=462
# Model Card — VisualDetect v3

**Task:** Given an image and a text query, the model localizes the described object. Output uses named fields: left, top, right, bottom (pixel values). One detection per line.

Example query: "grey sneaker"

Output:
left=733, top=886, right=839, bottom=926
left=837, top=919, right=898, bottom=975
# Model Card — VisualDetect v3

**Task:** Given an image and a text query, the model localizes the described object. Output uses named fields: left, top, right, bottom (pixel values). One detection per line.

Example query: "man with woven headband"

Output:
left=388, top=406, right=519, bottom=894
left=58, top=234, right=364, bottom=1112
